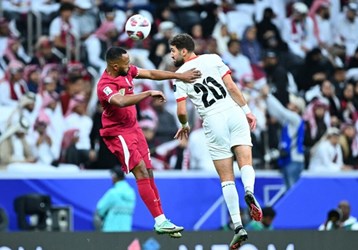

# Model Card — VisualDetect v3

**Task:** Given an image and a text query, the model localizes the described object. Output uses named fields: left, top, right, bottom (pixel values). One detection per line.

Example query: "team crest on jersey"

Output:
left=103, top=86, right=113, bottom=96
left=119, top=88, right=126, bottom=96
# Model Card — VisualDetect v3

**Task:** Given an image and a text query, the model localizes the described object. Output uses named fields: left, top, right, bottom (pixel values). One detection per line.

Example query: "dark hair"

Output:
left=227, top=39, right=240, bottom=48
left=262, top=207, right=276, bottom=218
left=105, top=47, right=128, bottom=62
left=59, top=2, right=75, bottom=12
left=110, top=167, right=125, bottom=180
left=169, top=33, right=195, bottom=52
left=68, top=75, right=83, bottom=84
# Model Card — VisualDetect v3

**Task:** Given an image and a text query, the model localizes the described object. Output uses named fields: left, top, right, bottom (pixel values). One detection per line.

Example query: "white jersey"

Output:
left=174, top=54, right=238, bottom=118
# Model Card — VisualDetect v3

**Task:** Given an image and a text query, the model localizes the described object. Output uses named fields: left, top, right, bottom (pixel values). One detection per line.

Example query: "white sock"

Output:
left=154, top=214, right=166, bottom=225
left=241, top=165, right=255, bottom=193
left=221, top=181, right=242, bottom=228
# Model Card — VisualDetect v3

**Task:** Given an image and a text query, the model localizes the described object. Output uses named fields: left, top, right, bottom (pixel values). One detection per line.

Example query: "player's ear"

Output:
left=111, top=63, right=118, bottom=70
left=181, top=48, right=188, bottom=56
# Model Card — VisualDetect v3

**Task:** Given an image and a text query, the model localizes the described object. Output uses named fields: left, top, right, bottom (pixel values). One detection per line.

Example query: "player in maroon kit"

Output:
left=97, top=47, right=201, bottom=237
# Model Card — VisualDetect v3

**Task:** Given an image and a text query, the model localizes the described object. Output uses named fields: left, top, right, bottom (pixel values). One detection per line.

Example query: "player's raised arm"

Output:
left=136, top=68, right=201, bottom=83
left=222, top=74, right=257, bottom=130
left=109, top=90, right=166, bottom=107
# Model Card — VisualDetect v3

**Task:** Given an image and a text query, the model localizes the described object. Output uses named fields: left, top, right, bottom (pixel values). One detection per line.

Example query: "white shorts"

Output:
left=202, top=106, right=252, bottom=160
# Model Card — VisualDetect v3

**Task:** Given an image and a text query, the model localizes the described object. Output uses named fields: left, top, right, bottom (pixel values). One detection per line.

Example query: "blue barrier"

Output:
left=0, top=170, right=357, bottom=231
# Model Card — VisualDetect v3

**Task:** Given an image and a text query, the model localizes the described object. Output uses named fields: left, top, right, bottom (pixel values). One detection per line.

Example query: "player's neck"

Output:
left=184, top=53, right=198, bottom=63
left=106, top=68, right=120, bottom=78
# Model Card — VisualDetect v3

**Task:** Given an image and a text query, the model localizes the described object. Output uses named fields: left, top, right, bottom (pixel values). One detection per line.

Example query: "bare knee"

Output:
left=233, top=145, right=252, bottom=167
left=131, top=160, right=150, bottom=179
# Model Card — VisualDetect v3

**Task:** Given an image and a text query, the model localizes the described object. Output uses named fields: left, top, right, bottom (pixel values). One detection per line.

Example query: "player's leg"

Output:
left=213, top=157, right=248, bottom=249
left=147, top=168, right=182, bottom=238
left=136, top=131, right=183, bottom=235
left=233, top=145, right=262, bottom=222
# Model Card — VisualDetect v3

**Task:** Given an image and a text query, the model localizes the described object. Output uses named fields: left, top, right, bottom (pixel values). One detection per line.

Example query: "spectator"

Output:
left=187, top=121, right=215, bottom=171
left=263, top=50, right=290, bottom=107
left=256, top=7, right=288, bottom=54
left=28, top=112, right=56, bottom=166
left=41, top=91, right=64, bottom=163
left=319, top=208, right=342, bottom=231
left=2, top=38, right=31, bottom=67
left=211, top=22, right=231, bottom=56
left=296, top=48, right=332, bottom=93
left=73, top=0, right=96, bottom=41
left=84, top=21, right=118, bottom=73
left=49, top=2, right=79, bottom=58
left=340, top=82, right=358, bottom=124
left=240, top=25, right=263, bottom=68
left=24, top=65, right=41, bottom=94
left=339, top=123, right=358, bottom=169
left=30, top=36, right=62, bottom=67
left=261, top=85, right=306, bottom=190
left=334, top=3, right=358, bottom=57
left=64, top=94, right=94, bottom=168
left=222, top=39, right=253, bottom=83
left=282, top=2, right=317, bottom=60
left=0, top=60, right=28, bottom=107
left=0, top=17, right=16, bottom=58
left=303, top=99, right=330, bottom=157
left=151, top=97, right=178, bottom=145
left=338, top=200, right=358, bottom=230
left=0, top=116, right=34, bottom=169
left=96, top=167, right=136, bottom=232
left=308, top=127, right=352, bottom=172
left=89, top=102, right=120, bottom=169
left=149, top=21, right=176, bottom=68
left=246, top=206, right=276, bottom=231
left=347, top=47, right=358, bottom=70
left=60, top=75, right=85, bottom=116
left=330, top=66, right=346, bottom=99
left=309, top=1, right=334, bottom=51
left=139, top=118, right=185, bottom=170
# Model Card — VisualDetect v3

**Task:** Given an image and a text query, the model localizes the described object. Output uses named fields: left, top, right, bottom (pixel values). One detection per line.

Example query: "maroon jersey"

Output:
left=97, top=65, right=139, bottom=136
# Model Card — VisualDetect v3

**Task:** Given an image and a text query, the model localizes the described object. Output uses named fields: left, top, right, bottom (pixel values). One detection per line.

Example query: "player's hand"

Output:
left=149, top=90, right=166, bottom=102
left=174, top=126, right=191, bottom=140
left=246, top=113, right=256, bottom=131
left=180, top=68, right=202, bottom=83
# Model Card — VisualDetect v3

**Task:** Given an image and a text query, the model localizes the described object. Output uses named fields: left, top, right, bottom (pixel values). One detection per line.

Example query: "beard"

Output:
left=174, top=57, right=184, bottom=67
left=118, top=69, right=129, bottom=76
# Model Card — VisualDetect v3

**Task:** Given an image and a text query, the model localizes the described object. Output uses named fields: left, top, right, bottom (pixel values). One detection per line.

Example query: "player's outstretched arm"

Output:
left=222, top=74, right=256, bottom=130
left=137, top=68, right=201, bottom=83
left=110, top=90, right=166, bottom=107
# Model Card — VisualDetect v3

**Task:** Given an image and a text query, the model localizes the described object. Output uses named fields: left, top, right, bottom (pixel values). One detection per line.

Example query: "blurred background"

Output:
left=0, top=0, right=357, bottom=242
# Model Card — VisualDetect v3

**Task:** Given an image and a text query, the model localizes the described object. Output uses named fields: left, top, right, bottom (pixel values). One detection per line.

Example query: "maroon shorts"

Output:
left=102, top=128, right=152, bottom=173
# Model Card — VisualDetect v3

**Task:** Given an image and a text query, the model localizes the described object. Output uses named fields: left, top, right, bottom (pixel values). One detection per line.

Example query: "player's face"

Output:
left=112, top=54, right=130, bottom=76
left=170, top=46, right=185, bottom=67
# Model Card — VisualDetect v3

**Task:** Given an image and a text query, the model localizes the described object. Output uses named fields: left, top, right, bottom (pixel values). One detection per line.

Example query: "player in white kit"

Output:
left=169, top=34, right=262, bottom=249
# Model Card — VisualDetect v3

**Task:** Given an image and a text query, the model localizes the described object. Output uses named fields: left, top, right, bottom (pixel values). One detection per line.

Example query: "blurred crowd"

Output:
left=0, top=0, right=357, bottom=174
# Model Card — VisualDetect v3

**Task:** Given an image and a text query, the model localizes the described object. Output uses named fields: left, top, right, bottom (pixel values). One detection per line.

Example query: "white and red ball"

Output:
left=125, top=14, right=151, bottom=41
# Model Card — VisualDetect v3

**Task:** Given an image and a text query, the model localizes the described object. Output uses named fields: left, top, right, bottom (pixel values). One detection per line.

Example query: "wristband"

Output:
left=241, top=104, right=251, bottom=114
left=181, top=122, right=189, bottom=128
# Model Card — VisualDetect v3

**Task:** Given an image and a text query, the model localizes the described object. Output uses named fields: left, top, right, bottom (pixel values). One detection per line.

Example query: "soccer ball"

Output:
left=125, top=14, right=151, bottom=41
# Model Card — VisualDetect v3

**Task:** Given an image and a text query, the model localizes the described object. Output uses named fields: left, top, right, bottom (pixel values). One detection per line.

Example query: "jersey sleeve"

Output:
left=129, top=65, right=139, bottom=78
left=173, top=80, right=187, bottom=102
left=98, top=81, right=119, bottom=103
left=212, top=54, right=231, bottom=78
